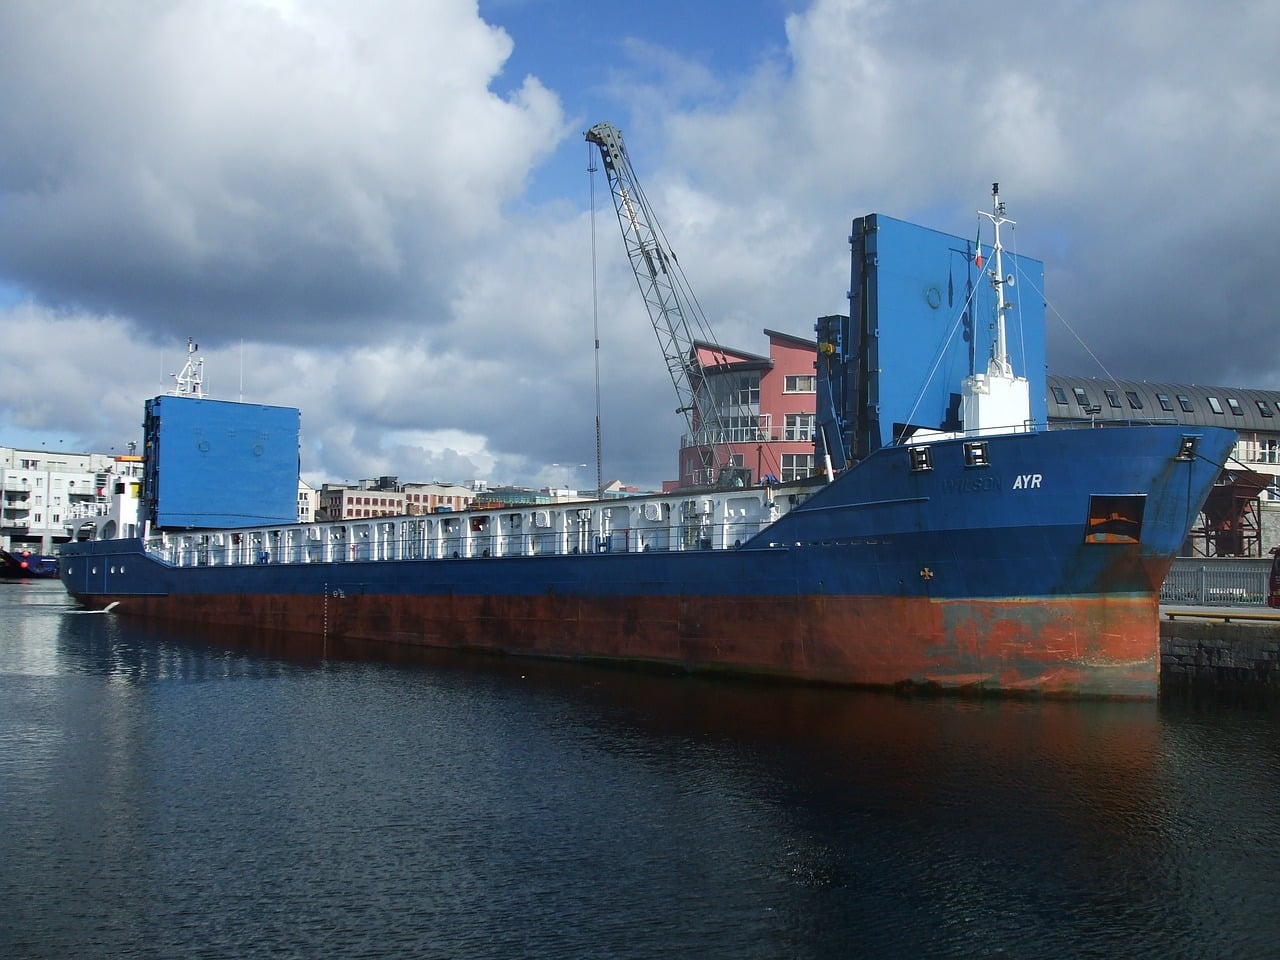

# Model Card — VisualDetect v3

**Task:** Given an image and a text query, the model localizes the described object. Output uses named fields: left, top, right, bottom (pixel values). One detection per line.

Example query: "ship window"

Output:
left=1227, top=398, right=1244, bottom=416
left=963, top=441, right=989, bottom=468
left=1126, top=391, right=1143, bottom=409
left=1178, top=394, right=1194, bottom=413
left=1157, top=394, right=1174, bottom=412
left=1072, top=387, right=1090, bottom=407
left=1104, top=389, right=1122, bottom=408
left=1085, top=494, right=1146, bottom=545
left=1051, top=386, right=1068, bottom=404
left=1257, top=400, right=1274, bottom=418
left=1207, top=396, right=1225, bottom=415
left=909, top=446, right=933, bottom=472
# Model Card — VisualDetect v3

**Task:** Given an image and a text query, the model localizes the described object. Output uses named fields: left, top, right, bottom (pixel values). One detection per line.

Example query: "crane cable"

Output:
left=589, top=141, right=604, bottom=497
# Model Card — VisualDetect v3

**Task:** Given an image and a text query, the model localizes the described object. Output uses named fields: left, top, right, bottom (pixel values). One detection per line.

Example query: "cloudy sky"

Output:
left=1, top=0, right=1276, bottom=491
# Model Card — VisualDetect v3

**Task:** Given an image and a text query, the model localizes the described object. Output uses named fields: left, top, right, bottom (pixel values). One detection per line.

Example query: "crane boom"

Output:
left=585, top=122, right=730, bottom=482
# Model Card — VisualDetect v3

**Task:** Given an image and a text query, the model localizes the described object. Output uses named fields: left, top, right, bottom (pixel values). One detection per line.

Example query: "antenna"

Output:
left=171, top=338, right=205, bottom=397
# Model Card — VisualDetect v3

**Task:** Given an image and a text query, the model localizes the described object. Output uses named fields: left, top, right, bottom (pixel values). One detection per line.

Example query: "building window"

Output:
left=784, top=375, right=816, bottom=393
left=784, top=414, right=815, bottom=441
left=1072, top=387, right=1090, bottom=408
left=1104, top=389, right=1121, bottom=408
left=1157, top=394, right=1174, bottom=412
left=1257, top=400, right=1275, bottom=418
left=721, top=373, right=758, bottom=407
left=1126, top=391, right=1143, bottom=409
left=780, top=454, right=813, bottom=482
left=1227, top=398, right=1244, bottom=416
left=1051, top=386, right=1068, bottom=404
left=1177, top=394, right=1194, bottom=413
left=1207, top=397, right=1224, bottom=415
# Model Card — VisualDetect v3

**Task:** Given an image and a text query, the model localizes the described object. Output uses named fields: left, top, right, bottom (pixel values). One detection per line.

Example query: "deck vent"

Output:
left=909, top=446, right=933, bottom=472
left=963, top=441, right=989, bottom=468
left=1176, top=435, right=1199, bottom=461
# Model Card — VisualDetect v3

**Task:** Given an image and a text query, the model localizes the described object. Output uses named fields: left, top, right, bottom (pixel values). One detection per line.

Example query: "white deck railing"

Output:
left=143, top=488, right=803, bottom=570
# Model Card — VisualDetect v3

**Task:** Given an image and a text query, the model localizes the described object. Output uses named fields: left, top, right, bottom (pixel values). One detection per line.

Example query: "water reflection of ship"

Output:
left=56, top=611, right=1162, bottom=843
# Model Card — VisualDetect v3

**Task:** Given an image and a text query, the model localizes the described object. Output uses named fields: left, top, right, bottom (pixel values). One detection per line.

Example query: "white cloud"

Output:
left=2, top=0, right=1278, bottom=493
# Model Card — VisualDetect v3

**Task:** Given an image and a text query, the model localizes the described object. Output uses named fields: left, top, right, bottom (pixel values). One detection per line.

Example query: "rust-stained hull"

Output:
left=70, top=588, right=1160, bottom=698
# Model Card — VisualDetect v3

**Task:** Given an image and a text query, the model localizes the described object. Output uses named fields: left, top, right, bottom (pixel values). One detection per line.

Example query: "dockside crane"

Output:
left=585, top=122, right=735, bottom=486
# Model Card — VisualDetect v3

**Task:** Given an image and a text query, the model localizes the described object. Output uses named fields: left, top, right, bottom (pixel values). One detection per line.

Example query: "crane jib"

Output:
left=585, top=121, right=736, bottom=486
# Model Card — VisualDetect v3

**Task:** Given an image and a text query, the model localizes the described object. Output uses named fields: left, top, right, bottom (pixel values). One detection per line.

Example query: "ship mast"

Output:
left=960, top=182, right=1031, bottom=435
left=171, top=338, right=205, bottom=397
left=981, top=182, right=1014, bottom=380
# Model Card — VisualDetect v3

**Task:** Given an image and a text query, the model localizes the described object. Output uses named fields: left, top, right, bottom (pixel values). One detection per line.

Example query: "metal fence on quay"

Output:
left=1161, top=557, right=1271, bottom=606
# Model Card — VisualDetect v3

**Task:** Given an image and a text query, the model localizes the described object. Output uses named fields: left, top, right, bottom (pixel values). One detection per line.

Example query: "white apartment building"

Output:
left=297, top=479, right=318, bottom=524
left=1, top=446, right=145, bottom=553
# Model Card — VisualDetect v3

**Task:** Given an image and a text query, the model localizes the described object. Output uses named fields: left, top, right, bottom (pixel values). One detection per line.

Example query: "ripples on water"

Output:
left=2, top=580, right=1278, bottom=959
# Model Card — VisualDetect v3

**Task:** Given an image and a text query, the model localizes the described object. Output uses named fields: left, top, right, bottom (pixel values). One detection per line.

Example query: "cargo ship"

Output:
left=58, top=169, right=1235, bottom=698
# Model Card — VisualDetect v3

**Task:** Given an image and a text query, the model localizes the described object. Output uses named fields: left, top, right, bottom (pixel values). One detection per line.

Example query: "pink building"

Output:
left=672, top=329, right=817, bottom=490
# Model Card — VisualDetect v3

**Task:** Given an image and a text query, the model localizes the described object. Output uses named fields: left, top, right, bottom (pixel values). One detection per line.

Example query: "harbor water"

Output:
left=3, top=579, right=1279, bottom=959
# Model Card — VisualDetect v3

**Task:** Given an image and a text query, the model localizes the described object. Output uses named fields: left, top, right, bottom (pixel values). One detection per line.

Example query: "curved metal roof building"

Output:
left=1047, top=374, right=1280, bottom=434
